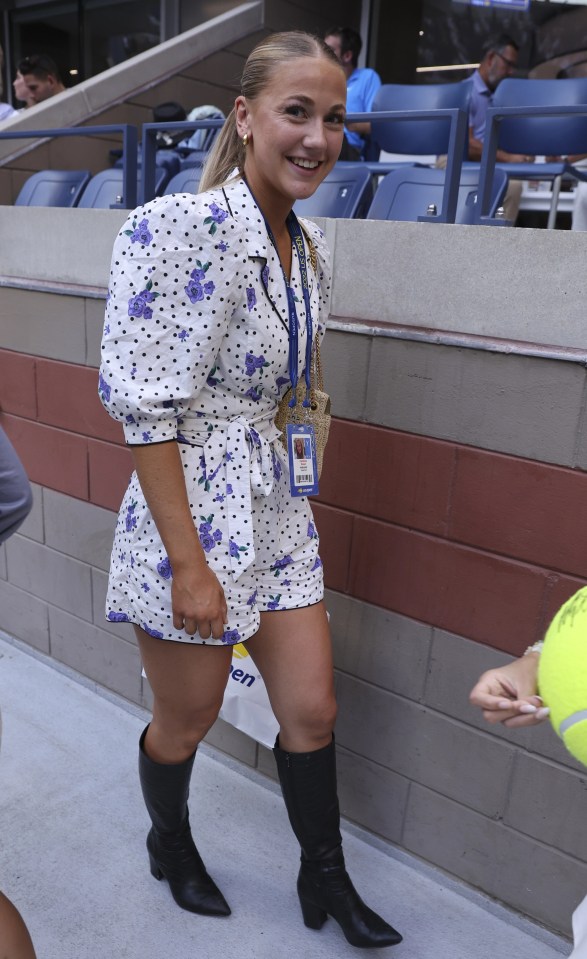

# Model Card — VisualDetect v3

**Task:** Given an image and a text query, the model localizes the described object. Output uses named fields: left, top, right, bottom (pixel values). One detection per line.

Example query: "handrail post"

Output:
left=121, top=124, right=138, bottom=210
left=478, top=107, right=500, bottom=224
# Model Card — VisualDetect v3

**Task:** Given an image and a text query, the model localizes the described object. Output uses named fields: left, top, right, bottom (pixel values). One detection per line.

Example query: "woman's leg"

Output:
left=246, top=603, right=402, bottom=949
left=245, top=601, right=336, bottom=752
left=0, top=892, right=36, bottom=959
left=136, top=627, right=233, bottom=762
left=135, top=627, right=233, bottom=917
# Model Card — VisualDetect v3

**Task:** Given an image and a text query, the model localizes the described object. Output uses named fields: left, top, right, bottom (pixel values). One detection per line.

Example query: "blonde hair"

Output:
left=200, top=31, right=342, bottom=192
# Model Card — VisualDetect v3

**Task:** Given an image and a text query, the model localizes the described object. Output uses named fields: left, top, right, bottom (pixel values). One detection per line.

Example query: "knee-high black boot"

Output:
left=138, top=726, right=230, bottom=917
left=274, top=736, right=402, bottom=948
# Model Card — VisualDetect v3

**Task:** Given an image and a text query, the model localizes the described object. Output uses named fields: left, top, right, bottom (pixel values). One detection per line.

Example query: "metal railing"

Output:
left=0, top=124, right=138, bottom=208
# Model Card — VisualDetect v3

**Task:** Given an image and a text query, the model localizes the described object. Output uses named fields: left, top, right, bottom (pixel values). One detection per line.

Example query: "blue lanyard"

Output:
left=282, top=211, right=313, bottom=408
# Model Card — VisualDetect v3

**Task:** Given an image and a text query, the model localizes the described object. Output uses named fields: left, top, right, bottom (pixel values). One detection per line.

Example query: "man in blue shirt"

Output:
left=467, top=34, right=529, bottom=164
left=324, top=26, right=381, bottom=160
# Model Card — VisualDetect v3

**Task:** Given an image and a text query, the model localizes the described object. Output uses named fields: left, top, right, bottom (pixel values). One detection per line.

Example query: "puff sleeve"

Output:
left=98, top=191, right=240, bottom=445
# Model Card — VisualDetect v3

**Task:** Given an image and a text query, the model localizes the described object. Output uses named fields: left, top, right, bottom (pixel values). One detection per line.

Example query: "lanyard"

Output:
left=244, top=176, right=314, bottom=408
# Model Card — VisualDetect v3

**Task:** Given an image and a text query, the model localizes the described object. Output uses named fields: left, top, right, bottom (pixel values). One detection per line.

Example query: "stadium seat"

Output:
left=293, top=163, right=373, bottom=218
left=78, top=167, right=168, bottom=209
left=367, top=166, right=509, bottom=225
left=15, top=169, right=91, bottom=207
left=165, top=167, right=203, bottom=195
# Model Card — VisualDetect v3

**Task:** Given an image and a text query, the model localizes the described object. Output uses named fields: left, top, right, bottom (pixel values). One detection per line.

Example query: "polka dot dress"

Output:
left=99, top=176, right=331, bottom=645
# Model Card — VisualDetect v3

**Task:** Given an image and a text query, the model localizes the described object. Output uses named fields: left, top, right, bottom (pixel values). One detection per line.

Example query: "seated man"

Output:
left=324, top=26, right=381, bottom=160
left=466, top=34, right=533, bottom=222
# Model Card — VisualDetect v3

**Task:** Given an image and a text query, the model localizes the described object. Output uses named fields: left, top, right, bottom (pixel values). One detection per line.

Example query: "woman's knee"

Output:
left=151, top=701, right=222, bottom=754
left=281, top=695, right=337, bottom=744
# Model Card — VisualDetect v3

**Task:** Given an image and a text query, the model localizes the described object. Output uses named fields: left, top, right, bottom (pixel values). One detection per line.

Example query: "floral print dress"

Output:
left=99, top=176, right=330, bottom=645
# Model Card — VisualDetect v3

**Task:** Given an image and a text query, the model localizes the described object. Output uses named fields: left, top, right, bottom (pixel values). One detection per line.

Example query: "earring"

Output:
left=242, top=133, right=249, bottom=147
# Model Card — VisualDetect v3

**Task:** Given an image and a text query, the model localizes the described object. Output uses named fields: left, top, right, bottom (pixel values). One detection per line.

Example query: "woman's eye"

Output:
left=285, top=105, right=306, bottom=118
left=326, top=113, right=345, bottom=125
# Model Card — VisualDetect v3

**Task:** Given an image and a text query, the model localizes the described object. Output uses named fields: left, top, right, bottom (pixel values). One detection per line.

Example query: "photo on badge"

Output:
left=286, top=423, right=319, bottom=497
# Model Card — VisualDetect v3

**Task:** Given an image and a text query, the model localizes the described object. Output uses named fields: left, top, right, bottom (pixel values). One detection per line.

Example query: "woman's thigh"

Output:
left=137, top=627, right=232, bottom=759
left=245, top=601, right=336, bottom=752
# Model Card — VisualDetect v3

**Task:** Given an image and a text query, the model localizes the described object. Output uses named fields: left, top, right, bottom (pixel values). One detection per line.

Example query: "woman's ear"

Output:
left=235, top=96, right=249, bottom=140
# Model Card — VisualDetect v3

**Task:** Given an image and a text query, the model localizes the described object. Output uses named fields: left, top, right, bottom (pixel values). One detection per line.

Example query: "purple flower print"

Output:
left=229, top=539, right=248, bottom=558
left=245, top=387, right=262, bottom=402
left=198, top=516, right=222, bottom=552
left=125, top=217, right=153, bottom=246
left=141, top=582, right=150, bottom=592
left=216, top=240, right=228, bottom=252
left=125, top=501, right=138, bottom=532
left=107, top=611, right=130, bottom=622
left=246, top=589, right=258, bottom=607
left=185, top=261, right=215, bottom=303
left=307, top=521, right=317, bottom=539
left=226, top=483, right=233, bottom=495
left=282, top=579, right=291, bottom=587
left=127, top=279, right=158, bottom=319
left=98, top=372, right=111, bottom=403
left=178, top=329, right=189, bottom=341
left=225, top=451, right=234, bottom=463
left=141, top=431, right=153, bottom=443
left=204, top=202, right=228, bottom=235
left=261, top=264, right=269, bottom=287
left=311, top=556, right=323, bottom=571
left=130, top=554, right=135, bottom=568
left=272, top=555, right=293, bottom=576
left=244, top=352, right=268, bottom=377
left=249, top=427, right=261, bottom=448
left=130, top=367, right=137, bottom=376
left=246, top=287, right=256, bottom=311
left=222, top=628, right=241, bottom=645
left=142, top=624, right=164, bottom=639
left=272, top=449, right=282, bottom=481
left=267, top=594, right=282, bottom=611
left=104, top=321, right=110, bottom=333
left=207, top=366, right=220, bottom=387
left=125, top=414, right=136, bottom=425
left=276, top=376, right=290, bottom=391
left=156, top=556, right=173, bottom=580
left=119, top=552, right=126, bottom=563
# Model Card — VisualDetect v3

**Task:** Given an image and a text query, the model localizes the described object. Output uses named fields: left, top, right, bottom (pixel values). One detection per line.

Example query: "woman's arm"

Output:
left=131, top=442, right=227, bottom=640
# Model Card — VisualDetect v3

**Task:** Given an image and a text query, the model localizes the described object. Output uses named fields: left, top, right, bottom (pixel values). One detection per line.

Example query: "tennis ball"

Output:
left=538, top=586, right=587, bottom=766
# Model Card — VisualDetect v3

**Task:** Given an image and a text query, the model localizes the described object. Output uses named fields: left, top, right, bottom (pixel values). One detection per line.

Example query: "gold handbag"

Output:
left=274, top=334, right=331, bottom=478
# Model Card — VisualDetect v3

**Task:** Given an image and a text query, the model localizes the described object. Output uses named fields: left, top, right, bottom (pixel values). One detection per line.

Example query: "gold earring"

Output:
left=242, top=133, right=249, bottom=147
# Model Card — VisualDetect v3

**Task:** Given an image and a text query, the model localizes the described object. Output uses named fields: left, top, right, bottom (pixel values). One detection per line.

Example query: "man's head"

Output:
left=17, top=54, right=65, bottom=104
left=324, top=26, right=362, bottom=79
left=479, top=35, right=519, bottom=92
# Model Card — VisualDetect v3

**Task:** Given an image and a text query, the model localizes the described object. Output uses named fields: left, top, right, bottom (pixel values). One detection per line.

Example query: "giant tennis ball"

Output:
left=538, top=586, right=587, bottom=766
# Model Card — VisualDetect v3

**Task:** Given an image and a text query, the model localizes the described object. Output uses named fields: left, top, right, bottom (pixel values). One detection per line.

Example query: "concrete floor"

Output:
left=0, top=632, right=571, bottom=959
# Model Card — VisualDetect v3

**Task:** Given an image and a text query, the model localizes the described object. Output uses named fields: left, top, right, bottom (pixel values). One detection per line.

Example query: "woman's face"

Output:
left=236, top=56, right=346, bottom=214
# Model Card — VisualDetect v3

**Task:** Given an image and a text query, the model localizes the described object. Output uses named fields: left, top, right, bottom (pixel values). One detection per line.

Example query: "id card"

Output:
left=286, top=423, right=319, bottom=497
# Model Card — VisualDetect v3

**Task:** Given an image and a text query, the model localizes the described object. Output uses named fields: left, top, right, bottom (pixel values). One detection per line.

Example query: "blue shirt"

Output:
left=468, top=70, right=492, bottom=142
left=345, top=67, right=382, bottom=152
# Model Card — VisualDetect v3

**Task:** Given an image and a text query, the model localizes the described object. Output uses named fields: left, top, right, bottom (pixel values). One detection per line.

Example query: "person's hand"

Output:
left=171, top=562, right=228, bottom=639
left=506, top=152, right=535, bottom=164
left=469, top=654, right=550, bottom=728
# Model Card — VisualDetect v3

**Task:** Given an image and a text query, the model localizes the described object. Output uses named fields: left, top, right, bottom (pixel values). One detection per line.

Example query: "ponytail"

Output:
left=199, top=107, right=243, bottom=192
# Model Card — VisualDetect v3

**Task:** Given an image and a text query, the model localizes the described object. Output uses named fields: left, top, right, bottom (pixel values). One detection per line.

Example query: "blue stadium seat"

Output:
left=15, top=169, right=91, bottom=207
left=293, top=163, right=373, bottom=218
left=370, top=82, right=471, bottom=158
left=78, top=167, right=168, bottom=209
left=165, top=167, right=203, bottom=195
left=367, top=166, right=509, bottom=225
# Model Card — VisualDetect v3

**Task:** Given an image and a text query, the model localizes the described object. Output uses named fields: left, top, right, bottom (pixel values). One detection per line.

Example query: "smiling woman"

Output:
left=99, top=30, right=402, bottom=950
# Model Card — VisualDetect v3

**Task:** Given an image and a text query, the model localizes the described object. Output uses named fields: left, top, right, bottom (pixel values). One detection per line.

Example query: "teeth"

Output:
left=290, top=158, right=319, bottom=169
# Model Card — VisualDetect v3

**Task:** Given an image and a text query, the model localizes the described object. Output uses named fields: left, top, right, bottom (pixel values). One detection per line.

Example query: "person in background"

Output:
left=0, top=45, right=17, bottom=120
left=324, top=26, right=381, bottom=160
left=466, top=34, right=533, bottom=222
left=0, top=426, right=36, bottom=959
left=17, top=54, right=65, bottom=104
left=12, top=70, right=36, bottom=109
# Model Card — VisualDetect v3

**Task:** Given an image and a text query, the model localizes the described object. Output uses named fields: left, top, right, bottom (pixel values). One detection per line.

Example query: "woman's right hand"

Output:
left=469, top=654, right=550, bottom=729
left=171, top=561, right=228, bottom=640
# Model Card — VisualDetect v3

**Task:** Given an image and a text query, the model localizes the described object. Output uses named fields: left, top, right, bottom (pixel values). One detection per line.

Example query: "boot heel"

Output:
left=299, top=896, right=327, bottom=930
left=148, top=851, right=163, bottom=881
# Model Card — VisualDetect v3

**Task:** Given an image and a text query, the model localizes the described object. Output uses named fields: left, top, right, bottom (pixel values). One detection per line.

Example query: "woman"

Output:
left=99, top=31, right=401, bottom=949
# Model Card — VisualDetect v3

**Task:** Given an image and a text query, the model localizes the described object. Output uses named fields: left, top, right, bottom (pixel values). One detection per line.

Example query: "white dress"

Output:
left=99, top=176, right=330, bottom=645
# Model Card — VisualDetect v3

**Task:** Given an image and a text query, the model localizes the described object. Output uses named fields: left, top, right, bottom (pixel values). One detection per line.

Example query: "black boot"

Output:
left=138, top=726, right=230, bottom=917
left=274, top=736, right=402, bottom=948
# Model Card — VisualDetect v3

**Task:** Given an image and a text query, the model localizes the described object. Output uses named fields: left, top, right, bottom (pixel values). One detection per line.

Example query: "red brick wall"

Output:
left=2, top=346, right=585, bottom=657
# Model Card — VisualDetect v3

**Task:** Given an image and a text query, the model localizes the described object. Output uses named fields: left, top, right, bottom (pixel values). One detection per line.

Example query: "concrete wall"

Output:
left=2, top=211, right=587, bottom=939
